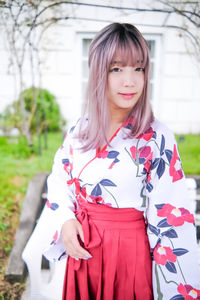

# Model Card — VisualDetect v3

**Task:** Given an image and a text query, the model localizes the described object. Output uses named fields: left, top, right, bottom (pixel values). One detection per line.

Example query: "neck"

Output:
left=109, top=106, right=130, bottom=126
left=110, top=113, right=128, bottom=127
left=108, top=117, right=124, bottom=142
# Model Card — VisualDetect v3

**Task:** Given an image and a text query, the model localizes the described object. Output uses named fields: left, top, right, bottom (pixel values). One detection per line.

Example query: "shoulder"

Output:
left=62, top=119, right=80, bottom=146
left=136, top=120, right=179, bottom=161
left=68, top=119, right=80, bottom=136
left=63, top=117, right=88, bottom=147
left=135, top=119, right=176, bottom=146
left=151, top=119, right=176, bottom=144
left=69, top=117, right=88, bottom=135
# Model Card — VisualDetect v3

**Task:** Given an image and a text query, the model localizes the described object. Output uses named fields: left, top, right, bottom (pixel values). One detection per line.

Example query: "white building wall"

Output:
left=161, top=26, right=200, bottom=133
left=0, top=31, right=17, bottom=111
left=0, top=0, right=199, bottom=133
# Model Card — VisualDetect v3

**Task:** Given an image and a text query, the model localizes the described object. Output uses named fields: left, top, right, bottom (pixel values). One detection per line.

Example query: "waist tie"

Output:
left=73, top=201, right=145, bottom=271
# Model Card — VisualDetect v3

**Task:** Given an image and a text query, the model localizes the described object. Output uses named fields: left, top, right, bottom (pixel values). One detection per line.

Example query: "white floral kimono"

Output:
left=43, top=119, right=200, bottom=300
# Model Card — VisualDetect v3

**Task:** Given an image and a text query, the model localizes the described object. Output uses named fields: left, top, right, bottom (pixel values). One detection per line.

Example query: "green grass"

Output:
left=0, top=132, right=63, bottom=295
left=176, top=134, right=200, bottom=175
left=0, top=133, right=63, bottom=230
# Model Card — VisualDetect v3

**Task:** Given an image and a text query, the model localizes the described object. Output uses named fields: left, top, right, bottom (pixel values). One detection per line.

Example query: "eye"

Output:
left=110, top=67, right=121, bottom=72
left=135, top=67, right=144, bottom=72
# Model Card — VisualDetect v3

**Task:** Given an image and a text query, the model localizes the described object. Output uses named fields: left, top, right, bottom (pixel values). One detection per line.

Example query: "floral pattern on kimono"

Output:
left=43, top=119, right=200, bottom=299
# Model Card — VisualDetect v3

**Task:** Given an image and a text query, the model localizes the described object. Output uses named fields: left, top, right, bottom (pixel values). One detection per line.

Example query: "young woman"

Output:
left=44, top=23, right=200, bottom=299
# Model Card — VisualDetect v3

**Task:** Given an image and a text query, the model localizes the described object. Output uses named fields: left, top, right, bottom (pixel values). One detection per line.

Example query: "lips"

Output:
left=119, top=93, right=136, bottom=100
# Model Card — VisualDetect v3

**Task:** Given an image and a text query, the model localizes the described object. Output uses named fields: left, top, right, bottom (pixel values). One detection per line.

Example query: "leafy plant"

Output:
left=21, top=87, right=65, bottom=133
left=0, top=87, right=65, bottom=135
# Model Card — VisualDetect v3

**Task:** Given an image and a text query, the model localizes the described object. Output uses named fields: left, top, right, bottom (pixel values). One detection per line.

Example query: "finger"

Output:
left=76, top=222, right=84, bottom=243
left=62, top=236, right=86, bottom=258
left=71, top=237, right=92, bottom=258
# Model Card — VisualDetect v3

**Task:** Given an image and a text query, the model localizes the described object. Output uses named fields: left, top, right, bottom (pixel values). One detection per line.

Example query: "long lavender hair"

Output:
left=77, top=23, right=154, bottom=151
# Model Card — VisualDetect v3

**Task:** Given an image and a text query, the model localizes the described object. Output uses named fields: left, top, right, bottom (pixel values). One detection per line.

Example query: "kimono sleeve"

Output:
left=145, top=128, right=200, bottom=299
left=43, top=131, right=76, bottom=262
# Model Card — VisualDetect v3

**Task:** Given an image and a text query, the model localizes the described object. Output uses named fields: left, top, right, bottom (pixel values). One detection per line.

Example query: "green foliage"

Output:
left=0, top=132, right=63, bottom=256
left=176, top=134, right=200, bottom=174
left=0, top=136, right=32, bottom=158
left=21, top=87, right=65, bottom=132
left=0, top=87, right=65, bottom=135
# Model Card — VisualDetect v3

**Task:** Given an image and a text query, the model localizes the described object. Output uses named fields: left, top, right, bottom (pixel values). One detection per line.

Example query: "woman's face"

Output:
left=107, top=56, right=144, bottom=120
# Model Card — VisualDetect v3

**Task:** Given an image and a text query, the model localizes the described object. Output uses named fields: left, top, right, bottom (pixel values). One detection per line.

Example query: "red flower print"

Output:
left=63, top=162, right=70, bottom=174
left=137, top=127, right=154, bottom=141
left=109, top=163, right=114, bottom=169
left=97, top=150, right=120, bottom=170
left=139, top=146, right=151, bottom=159
left=69, top=146, right=73, bottom=171
left=130, top=145, right=152, bottom=165
left=90, top=195, right=104, bottom=204
left=67, top=178, right=81, bottom=196
left=89, top=195, right=112, bottom=206
left=46, top=199, right=59, bottom=211
left=177, top=283, right=200, bottom=300
left=144, top=151, right=153, bottom=173
left=130, top=146, right=137, bottom=160
left=62, top=157, right=72, bottom=175
left=123, top=117, right=134, bottom=129
left=97, top=150, right=109, bottom=159
left=157, top=203, right=194, bottom=226
left=53, top=231, right=58, bottom=243
left=67, top=178, right=89, bottom=202
left=69, top=145, right=73, bottom=155
left=51, top=230, right=58, bottom=245
left=153, top=243, right=177, bottom=265
left=146, top=173, right=151, bottom=183
left=169, top=144, right=183, bottom=182
left=46, top=199, right=51, bottom=208
left=108, top=162, right=116, bottom=169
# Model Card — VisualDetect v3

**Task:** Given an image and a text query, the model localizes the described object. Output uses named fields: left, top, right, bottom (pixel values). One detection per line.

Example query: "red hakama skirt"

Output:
left=62, top=202, right=152, bottom=300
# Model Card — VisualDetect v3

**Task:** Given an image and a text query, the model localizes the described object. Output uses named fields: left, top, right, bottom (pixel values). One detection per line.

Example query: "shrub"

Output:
left=21, top=87, right=65, bottom=132
left=0, top=87, right=65, bottom=135
left=0, top=136, right=32, bottom=158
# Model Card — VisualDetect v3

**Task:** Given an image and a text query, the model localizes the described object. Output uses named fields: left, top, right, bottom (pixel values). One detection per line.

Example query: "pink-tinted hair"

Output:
left=77, top=23, right=154, bottom=151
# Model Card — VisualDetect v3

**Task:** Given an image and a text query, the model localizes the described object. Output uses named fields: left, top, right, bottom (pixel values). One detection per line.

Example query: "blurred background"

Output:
left=0, top=0, right=199, bottom=298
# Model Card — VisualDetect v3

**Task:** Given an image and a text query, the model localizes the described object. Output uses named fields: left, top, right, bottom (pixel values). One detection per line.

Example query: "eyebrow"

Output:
left=110, top=60, right=124, bottom=66
left=110, top=60, right=143, bottom=67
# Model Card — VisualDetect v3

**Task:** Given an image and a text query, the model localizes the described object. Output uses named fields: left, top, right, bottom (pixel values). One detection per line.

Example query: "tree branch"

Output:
left=156, top=0, right=200, bottom=25
left=33, top=15, right=199, bottom=46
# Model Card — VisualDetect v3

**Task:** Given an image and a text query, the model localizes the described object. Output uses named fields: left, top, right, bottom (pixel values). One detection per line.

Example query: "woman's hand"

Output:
left=61, top=219, right=92, bottom=260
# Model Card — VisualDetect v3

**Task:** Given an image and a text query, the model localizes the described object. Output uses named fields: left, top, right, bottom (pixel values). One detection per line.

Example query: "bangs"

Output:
left=109, top=35, right=148, bottom=69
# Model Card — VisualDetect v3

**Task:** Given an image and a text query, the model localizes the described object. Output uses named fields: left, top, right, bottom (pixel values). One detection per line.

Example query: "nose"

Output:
left=123, top=71, right=135, bottom=87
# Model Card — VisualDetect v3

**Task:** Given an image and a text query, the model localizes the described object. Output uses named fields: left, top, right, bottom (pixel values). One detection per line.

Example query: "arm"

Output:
left=43, top=130, right=91, bottom=261
left=145, top=127, right=200, bottom=299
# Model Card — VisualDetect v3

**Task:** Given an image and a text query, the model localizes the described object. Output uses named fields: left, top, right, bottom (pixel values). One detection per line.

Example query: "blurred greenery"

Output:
left=0, top=87, right=65, bottom=135
left=21, top=87, right=65, bottom=132
left=0, top=132, right=63, bottom=287
left=176, top=134, right=200, bottom=174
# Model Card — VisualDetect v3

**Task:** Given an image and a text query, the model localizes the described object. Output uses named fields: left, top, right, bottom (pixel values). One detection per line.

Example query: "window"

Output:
left=147, top=40, right=155, bottom=101
left=81, top=38, right=91, bottom=96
